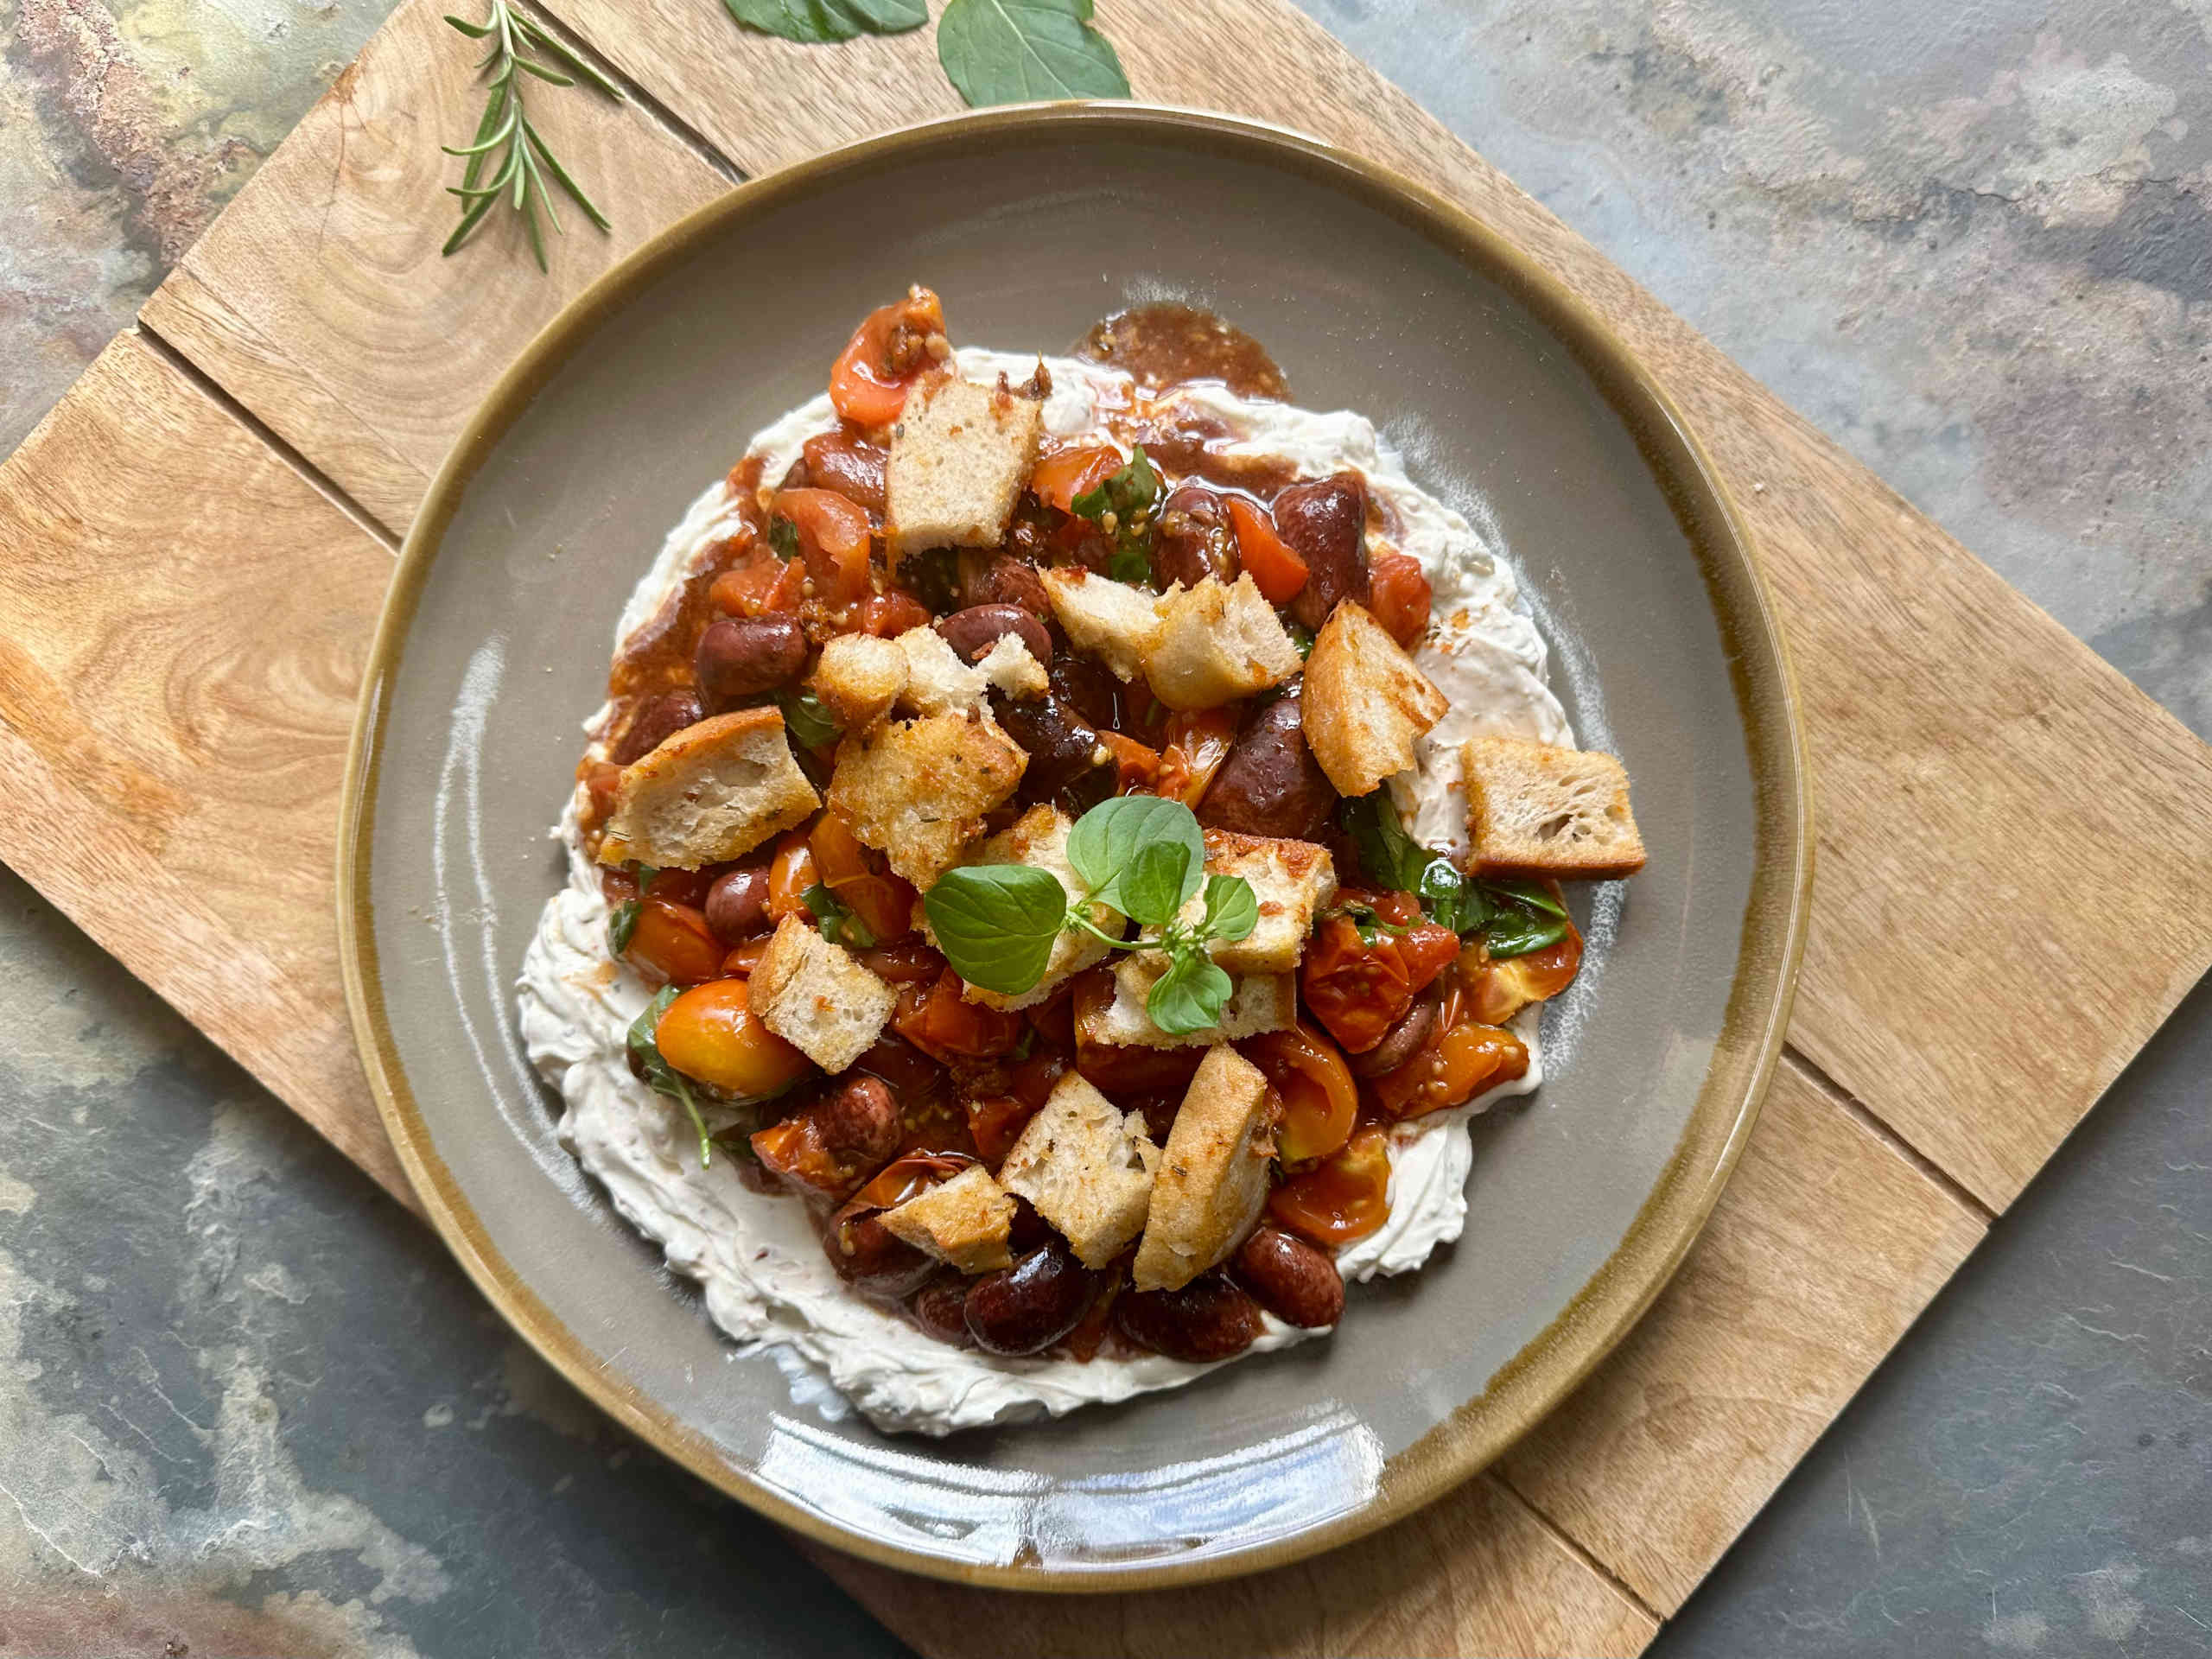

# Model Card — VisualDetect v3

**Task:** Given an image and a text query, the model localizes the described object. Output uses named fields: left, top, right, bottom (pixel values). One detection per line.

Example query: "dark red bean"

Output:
left=959, top=551, right=1051, bottom=617
left=1231, top=1226, right=1344, bottom=1328
left=1115, top=1273, right=1264, bottom=1362
left=1197, top=690, right=1337, bottom=840
left=703, top=867, right=772, bottom=944
left=611, top=690, right=702, bottom=765
left=1348, top=993, right=1438, bottom=1078
left=1049, top=653, right=1125, bottom=733
left=938, top=603, right=1052, bottom=667
left=824, top=1209, right=935, bottom=1300
left=1273, top=473, right=1370, bottom=632
left=990, top=690, right=1110, bottom=804
left=911, top=1274, right=975, bottom=1347
left=800, top=430, right=887, bottom=515
left=1007, top=1194, right=1053, bottom=1255
left=963, top=1243, right=1099, bottom=1357
left=1153, top=484, right=1239, bottom=589
left=695, top=614, right=808, bottom=708
left=817, top=1076, right=899, bottom=1166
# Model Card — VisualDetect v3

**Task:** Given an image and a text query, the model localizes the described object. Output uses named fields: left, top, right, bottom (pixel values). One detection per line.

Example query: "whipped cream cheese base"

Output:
left=518, top=351, right=1568, bottom=1433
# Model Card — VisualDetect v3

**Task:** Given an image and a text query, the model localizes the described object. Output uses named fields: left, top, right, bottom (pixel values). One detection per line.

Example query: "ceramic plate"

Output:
left=340, top=104, right=1808, bottom=1589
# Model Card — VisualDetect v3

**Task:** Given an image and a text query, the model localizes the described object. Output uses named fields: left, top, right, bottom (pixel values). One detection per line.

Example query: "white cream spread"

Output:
left=518, top=349, right=1569, bottom=1433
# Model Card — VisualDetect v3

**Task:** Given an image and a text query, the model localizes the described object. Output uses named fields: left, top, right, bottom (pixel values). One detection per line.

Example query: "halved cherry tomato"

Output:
left=709, top=548, right=805, bottom=617
left=1300, top=913, right=1461, bottom=1054
left=654, top=977, right=812, bottom=1097
left=1154, top=708, right=1238, bottom=807
left=1099, top=730, right=1162, bottom=793
left=1367, top=549, right=1433, bottom=647
left=810, top=812, right=916, bottom=944
left=1269, top=1122, right=1392, bottom=1247
left=772, top=487, right=874, bottom=609
left=765, top=830, right=819, bottom=924
left=1059, top=1270, right=1124, bottom=1363
left=1029, top=443, right=1122, bottom=513
left=1025, top=982, right=1077, bottom=1052
left=851, top=1150, right=971, bottom=1212
left=1369, top=1019, right=1529, bottom=1120
left=626, top=897, right=726, bottom=986
left=1225, top=498, right=1309, bottom=604
left=855, top=938, right=946, bottom=984
left=720, top=939, right=770, bottom=978
left=828, top=287, right=945, bottom=427
left=850, top=1033, right=950, bottom=1102
left=1071, top=970, right=1207, bottom=1096
left=582, top=760, right=623, bottom=823
left=966, top=1094, right=1039, bottom=1166
left=854, top=589, right=934, bottom=638
left=644, top=867, right=714, bottom=908
left=893, top=967, right=1025, bottom=1064
left=1464, top=920, right=1584, bottom=1026
left=1243, top=1023, right=1358, bottom=1167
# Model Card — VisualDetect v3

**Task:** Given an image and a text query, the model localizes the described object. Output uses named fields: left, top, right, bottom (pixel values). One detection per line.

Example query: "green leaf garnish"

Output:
left=1070, top=446, right=1160, bottom=587
left=1116, top=840, right=1192, bottom=930
left=607, top=898, right=641, bottom=957
left=777, top=689, right=843, bottom=750
left=1068, top=792, right=1202, bottom=914
left=1287, top=621, right=1316, bottom=659
left=1202, top=874, right=1259, bottom=943
left=724, top=0, right=925, bottom=43
left=923, top=864, right=1068, bottom=995
left=1481, top=908, right=1571, bottom=960
left=1338, top=793, right=1572, bottom=955
left=1146, top=950, right=1232, bottom=1036
left=803, top=882, right=877, bottom=950
left=936, top=0, right=1132, bottom=106
left=626, top=986, right=712, bottom=1166
left=767, top=516, right=801, bottom=561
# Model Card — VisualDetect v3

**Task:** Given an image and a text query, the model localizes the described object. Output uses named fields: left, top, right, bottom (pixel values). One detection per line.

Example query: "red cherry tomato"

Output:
left=1226, top=498, right=1309, bottom=603
left=1367, top=550, right=1433, bottom=647
left=1268, top=1123, right=1392, bottom=1247
left=1242, top=1023, right=1358, bottom=1167
left=829, top=289, right=946, bottom=427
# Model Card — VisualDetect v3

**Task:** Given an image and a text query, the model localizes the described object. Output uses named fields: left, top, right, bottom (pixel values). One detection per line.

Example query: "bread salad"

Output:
left=518, top=289, right=1646, bottom=1433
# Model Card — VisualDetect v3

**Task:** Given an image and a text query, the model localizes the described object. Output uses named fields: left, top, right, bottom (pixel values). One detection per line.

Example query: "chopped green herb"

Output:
left=802, top=881, right=877, bottom=950
left=626, top=986, right=713, bottom=1166
left=1287, top=621, right=1316, bottom=659
left=1337, top=793, right=1574, bottom=957
left=607, top=898, right=641, bottom=957
left=767, top=517, right=801, bottom=561
left=1071, top=447, right=1160, bottom=587
left=777, top=689, right=843, bottom=750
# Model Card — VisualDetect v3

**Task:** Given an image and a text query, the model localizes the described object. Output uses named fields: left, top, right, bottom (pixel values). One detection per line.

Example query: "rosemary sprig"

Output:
left=442, top=0, right=620, bottom=270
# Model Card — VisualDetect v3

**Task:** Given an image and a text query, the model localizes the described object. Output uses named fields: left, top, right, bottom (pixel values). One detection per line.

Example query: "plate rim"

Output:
left=338, top=99, right=1812, bottom=1592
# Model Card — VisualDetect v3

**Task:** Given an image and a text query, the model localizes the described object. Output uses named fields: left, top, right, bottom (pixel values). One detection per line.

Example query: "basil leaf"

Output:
left=766, top=514, right=802, bottom=558
left=607, top=898, right=641, bottom=957
left=923, top=864, right=1067, bottom=995
left=1482, top=909, right=1571, bottom=961
left=1419, top=858, right=1491, bottom=935
left=938, top=0, right=1130, bottom=107
left=1066, top=793, right=1204, bottom=912
left=803, top=881, right=877, bottom=950
left=1106, top=541, right=1154, bottom=586
left=1481, top=877, right=1567, bottom=918
left=1339, top=792, right=1425, bottom=891
left=1116, top=840, right=1192, bottom=930
left=1202, top=874, right=1259, bottom=944
left=777, top=689, right=842, bottom=750
left=1073, top=446, right=1159, bottom=585
left=1146, top=950, right=1232, bottom=1036
left=626, top=986, right=712, bottom=1166
left=725, top=0, right=924, bottom=44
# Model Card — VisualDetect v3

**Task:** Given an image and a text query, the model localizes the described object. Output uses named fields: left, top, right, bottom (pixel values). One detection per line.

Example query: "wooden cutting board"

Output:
left=4, top=0, right=2210, bottom=1650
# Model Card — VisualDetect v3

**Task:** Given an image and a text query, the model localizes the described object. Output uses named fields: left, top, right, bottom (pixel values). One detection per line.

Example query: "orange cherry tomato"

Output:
left=654, top=977, right=812, bottom=1097
left=709, top=550, right=806, bottom=618
left=626, top=897, right=726, bottom=986
left=766, top=830, right=819, bottom=924
left=1243, top=1023, right=1358, bottom=1168
left=772, top=487, right=874, bottom=609
left=1269, top=1123, right=1392, bottom=1248
left=1463, top=919, right=1585, bottom=1026
left=828, top=287, right=946, bottom=427
left=966, top=1094, right=1039, bottom=1167
left=893, top=967, right=1025, bottom=1064
left=1300, top=912, right=1461, bottom=1054
left=1367, top=550, right=1433, bottom=647
left=582, top=760, right=623, bottom=823
left=1029, top=443, right=1122, bottom=513
left=1369, top=1019, right=1529, bottom=1120
left=1155, top=709, right=1238, bottom=808
left=810, top=812, right=916, bottom=944
left=854, top=589, right=934, bottom=638
left=720, top=939, right=770, bottom=978
left=1226, top=498, right=1309, bottom=603
left=1099, top=730, right=1162, bottom=793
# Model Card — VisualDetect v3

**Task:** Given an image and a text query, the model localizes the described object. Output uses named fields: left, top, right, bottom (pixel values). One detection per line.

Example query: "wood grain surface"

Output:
left=2, top=0, right=2209, bottom=1649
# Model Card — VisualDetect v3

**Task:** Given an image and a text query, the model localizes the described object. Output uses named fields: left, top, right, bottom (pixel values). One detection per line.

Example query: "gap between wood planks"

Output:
left=515, top=0, right=745, bottom=189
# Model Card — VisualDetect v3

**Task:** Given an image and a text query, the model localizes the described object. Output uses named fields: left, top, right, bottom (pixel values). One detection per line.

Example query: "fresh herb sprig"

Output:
left=1071, top=447, right=1160, bottom=585
left=627, top=986, right=714, bottom=1166
left=1339, top=794, right=1572, bottom=960
left=442, top=0, right=620, bottom=270
left=803, top=881, right=876, bottom=949
left=923, top=796, right=1256, bottom=1033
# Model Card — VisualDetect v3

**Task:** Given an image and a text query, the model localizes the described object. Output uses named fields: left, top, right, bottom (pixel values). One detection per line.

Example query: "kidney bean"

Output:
left=1197, top=690, right=1337, bottom=840
left=1273, top=473, right=1370, bottom=632
left=611, top=690, right=702, bottom=765
left=1153, top=484, right=1239, bottom=589
left=958, top=551, right=1051, bottom=617
left=991, top=690, right=1110, bottom=803
left=963, top=1242, right=1100, bottom=1356
left=800, top=430, right=888, bottom=514
left=695, top=614, right=808, bottom=709
left=817, top=1076, right=899, bottom=1167
left=1049, top=653, right=1123, bottom=733
left=1114, top=1273, right=1265, bottom=1362
left=1348, top=992, right=1438, bottom=1078
left=910, top=1274, right=975, bottom=1346
left=938, top=603, right=1052, bottom=667
left=1232, top=1225, right=1344, bottom=1328
left=824, top=1208, right=935, bottom=1300
left=1007, top=1194, right=1053, bottom=1255
left=703, top=867, right=772, bottom=944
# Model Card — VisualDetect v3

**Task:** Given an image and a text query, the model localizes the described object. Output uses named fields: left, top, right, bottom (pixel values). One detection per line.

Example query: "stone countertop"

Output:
left=1, top=2, right=2207, bottom=1655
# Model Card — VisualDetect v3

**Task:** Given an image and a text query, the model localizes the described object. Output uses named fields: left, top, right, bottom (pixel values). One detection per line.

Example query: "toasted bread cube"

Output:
left=1041, top=567, right=1165, bottom=682
left=826, top=712, right=1027, bottom=887
left=1154, top=831, right=1337, bottom=976
left=885, top=376, right=1045, bottom=566
left=996, top=1073, right=1161, bottom=1268
left=1141, top=575, right=1302, bottom=710
left=1132, top=1046, right=1279, bottom=1293
left=747, top=915, right=898, bottom=1072
left=1302, top=601, right=1449, bottom=796
left=919, top=806, right=1117, bottom=1010
left=810, top=633, right=907, bottom=730
left=880, top=1164, right=1016, bottom=1274
left=893, top=625, right=1047, bottom=717
left=595, top=708, right=818, bottom=870
left=1082, top=954, right=1296, bottom=1050
left=1465, top=735, right=1646, bottom=880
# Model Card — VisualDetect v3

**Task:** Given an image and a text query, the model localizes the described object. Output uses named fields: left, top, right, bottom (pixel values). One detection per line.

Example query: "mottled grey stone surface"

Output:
left=2, top=0, right=2209, bottom=1654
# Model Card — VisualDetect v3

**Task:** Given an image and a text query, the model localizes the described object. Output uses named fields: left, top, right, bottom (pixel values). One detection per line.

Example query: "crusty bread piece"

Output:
left=1141, top=575, right=1303, bottom=710
left=1302, top=601, right=1449, bottom=797
left=880, top=1164, right=1015, bottom=1274
left=996, top=1073, right=1160, bottom=1268
left=885, top=376, right=1045, bottom=565
left=1083, top=954, right=1296, bottom=1050
left=1465, top=735, right=1646, bottom=880
left=747, top=915, right=898, bottom=1072
left=826, top=711, right=1027, bottom=887
left=1041, top=567, right=1165, bottom=682
left=1154, top=831, right=1337, bottom=976
left=1132, top=1046, right=1279, bottom=1293
left=595, top=708, right=818, bottom=870
left=810, top=632, right=907, bottom=730
left=893, top=625, right=1047, bottom=717
left=918, top=805, right=1117, bottom=1010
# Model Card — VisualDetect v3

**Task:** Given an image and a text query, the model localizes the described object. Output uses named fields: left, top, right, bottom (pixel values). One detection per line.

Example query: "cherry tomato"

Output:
left=966, top=1095, right=1039, bottom=1166
left=1300, top=914, right=1413, bottom=1053
left=893, top=967, right=1025, bottom=1064
left=1009, top=1046, right=1071, bottom=1108
left=854, top=938, right=947, bottom=984
left=1268, top=1123, right=1392, bottom=1247
left=1367, top=549, right=1433, bottom=647
left=773, top=487, right=874, bottom=609
left=810, top=812, right=916, bottom=944
left=1099, top=730, right=1162, bottom=793
left=720, top=939, right=770, bottom=978
left=1154, top=709, right=1238, bottom=808
left=1028, top=443, right=1122, bottom=513
left=709, top=548, right=805, bottom=617
left=854, top=589, right=934, bottom=638
left=1225, top=498, right=1309, bottom=603
left=582, top=760, right=623, bottom=823
left=1243, top=1023, right=1358, bottom=1168
left=1059, top=1271, right=1124, bottom=1362
left=851, top=1150, right=972, bottom=1212
left=1369, top=1019, right=1529, bottom=1120
left=1071, top=972, right=1206, bottom=1096
left=849, top=1033, right=950, bottom=1103
left=654, top=977, right=812, bottom=1097
left=828, top=287, right=945, bottom=427
left=644, top=866, right=714, bottom=908
left=1025, top=982, right=1076, bottom=1052
left=625, top=897, right=726, bottom=986
left=765, top=830, right=819, bottom=924
left=1464, top=919, right=1584, bottom=1026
